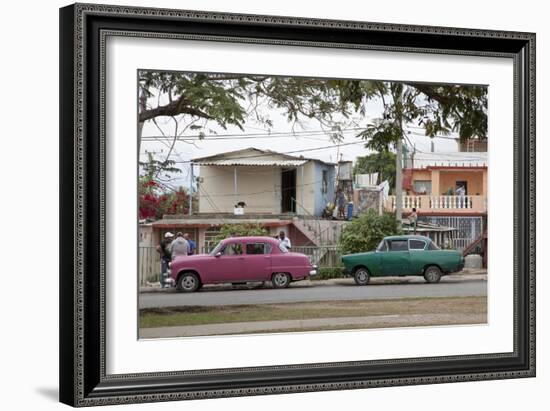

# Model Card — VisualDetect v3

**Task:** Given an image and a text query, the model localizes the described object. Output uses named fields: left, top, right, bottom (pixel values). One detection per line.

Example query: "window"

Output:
left=222, top=243, right=243, bottom=255
left=409, top=239, right=427, bottom=250
left=413, top=180, right=432, bottom=195
left=389, top=240, right=408, bottom=251
left=246, top=243, right=271, bottom=255
left=376, top=239, right=388, bottom=252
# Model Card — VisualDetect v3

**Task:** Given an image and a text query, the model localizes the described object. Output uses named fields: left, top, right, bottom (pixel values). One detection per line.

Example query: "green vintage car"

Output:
left=341, top=235, right=464, bottom=285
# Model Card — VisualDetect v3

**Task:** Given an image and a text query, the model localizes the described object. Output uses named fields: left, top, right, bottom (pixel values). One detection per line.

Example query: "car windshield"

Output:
left=210, top=241, right=224, bottom=256
left=376, top=240, right=387, bottom=252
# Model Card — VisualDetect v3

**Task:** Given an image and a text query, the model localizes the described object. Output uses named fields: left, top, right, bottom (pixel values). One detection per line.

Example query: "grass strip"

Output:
left=140, top=296, right=486, bottom=328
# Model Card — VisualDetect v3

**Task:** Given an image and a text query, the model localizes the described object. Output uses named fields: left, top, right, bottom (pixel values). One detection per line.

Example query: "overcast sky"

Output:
left=139, top=82, right=460, bottom=190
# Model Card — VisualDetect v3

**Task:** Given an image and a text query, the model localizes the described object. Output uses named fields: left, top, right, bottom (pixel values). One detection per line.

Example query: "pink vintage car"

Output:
left=169, top=236, right=317, bottom=292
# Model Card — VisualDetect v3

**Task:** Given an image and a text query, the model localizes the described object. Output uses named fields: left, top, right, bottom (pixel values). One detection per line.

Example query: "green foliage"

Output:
left=339, top=210, right=401, bottom=255
left=139, top=72, right=488, bottom=153
left=213, top=223, right=269, bottom=243
left=139, top=151, right=181, bottom=182
left=353, top=151, right=396, bottom=191
left=138, top=72, right=354, bottom=137
left=353, top=81, right=488, bottom=151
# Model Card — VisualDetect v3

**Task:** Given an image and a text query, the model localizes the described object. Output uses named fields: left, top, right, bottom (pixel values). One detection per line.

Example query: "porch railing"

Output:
left=386, top=195, right=486, bottom=212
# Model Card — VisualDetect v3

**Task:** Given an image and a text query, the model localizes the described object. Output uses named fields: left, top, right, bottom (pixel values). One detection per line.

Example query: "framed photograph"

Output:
left=59, top=3, right=535, bottom=407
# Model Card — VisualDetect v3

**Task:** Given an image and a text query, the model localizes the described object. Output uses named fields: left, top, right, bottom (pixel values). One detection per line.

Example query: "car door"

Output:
left=243, top=242, right=273, bottom=281
left=213, top=241, right=246, bottom=282
left=382, top=239, right=411, bottom=276
left=408, top=238, right=428, bottom=275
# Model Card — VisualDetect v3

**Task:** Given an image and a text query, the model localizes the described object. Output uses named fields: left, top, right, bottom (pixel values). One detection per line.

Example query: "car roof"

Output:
left=222, top=236, right=278, bottom=243
left=384, top=235, right=432, bottom=242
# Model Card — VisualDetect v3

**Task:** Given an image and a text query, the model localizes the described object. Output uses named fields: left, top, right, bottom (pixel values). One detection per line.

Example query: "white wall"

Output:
left=198, top=165, right=281, bottom=213
left=0, top=1, right=546, bottom=410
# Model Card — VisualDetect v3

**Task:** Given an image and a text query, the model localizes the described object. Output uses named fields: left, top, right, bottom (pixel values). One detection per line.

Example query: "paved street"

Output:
left=139, top=275, right=487, bottom=308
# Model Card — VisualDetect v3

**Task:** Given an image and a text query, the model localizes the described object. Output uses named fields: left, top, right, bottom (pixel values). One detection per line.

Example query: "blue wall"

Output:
left=313, top=162, right=336, bottom=216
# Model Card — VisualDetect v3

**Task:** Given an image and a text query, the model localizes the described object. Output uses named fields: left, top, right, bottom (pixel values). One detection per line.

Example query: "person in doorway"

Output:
left=277, top=230, right=292, bottom=251
left=183, top=232, right=196, bottom=255
left=156, top=232, right=174, bottom=288
left=169, top=232, right=189, bottom=260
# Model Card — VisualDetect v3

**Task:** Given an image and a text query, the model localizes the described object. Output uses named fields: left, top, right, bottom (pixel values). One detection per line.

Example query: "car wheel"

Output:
left=424, top=266, right=442, bottom=283
left=176, top=272, right=200, bottom=292
left=271, top=273, right=291, bottom=289
left=353, top=267, right=370, bottom=286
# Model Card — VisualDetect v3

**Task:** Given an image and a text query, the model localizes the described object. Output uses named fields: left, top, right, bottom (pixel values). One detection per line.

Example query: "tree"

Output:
left=339, top=209, right=401, bottom=255
left=213, top=223, right=269, bottom=243
left=353, top=151, right=396, bottom=192
left=138, top=72, right=353, bottom=154
left=334, top=80, right=487, bottom=223
left=139, top=73, right=488, bottom=224
left=139, top=152, right=196, bottom=220
left=138, top=178, right=193, bottom=220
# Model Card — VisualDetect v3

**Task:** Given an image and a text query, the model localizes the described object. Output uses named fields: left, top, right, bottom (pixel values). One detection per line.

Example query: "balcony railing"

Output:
left=385, top=195, right=486, bottom=213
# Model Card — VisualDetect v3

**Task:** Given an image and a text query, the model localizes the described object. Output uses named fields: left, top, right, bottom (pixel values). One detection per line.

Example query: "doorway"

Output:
left=456, top=180, right=468, bottom=195
left=281, top=168, right=297, bottom=213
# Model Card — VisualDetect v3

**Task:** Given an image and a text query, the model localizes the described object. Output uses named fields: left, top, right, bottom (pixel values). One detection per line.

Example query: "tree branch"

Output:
left=139, top=97, right=213, bottom=123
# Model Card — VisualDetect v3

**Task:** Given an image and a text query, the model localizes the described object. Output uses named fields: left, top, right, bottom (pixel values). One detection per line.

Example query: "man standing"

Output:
left=336, top=188, right=347, bottom=220
left=278, top=230, right=292, bottom=251
left=183, top=233, right=196, bottom=255
left=409, top=207, right=418, bottom=234
left=156, top=232, right=173, bottom=288
left=170, top=232, right=189, bottom=260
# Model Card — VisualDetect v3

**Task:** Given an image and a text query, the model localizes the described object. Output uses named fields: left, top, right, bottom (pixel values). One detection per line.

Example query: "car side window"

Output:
left=246, top=243, right=271, bottom=255
left=222, top=243, right=243, bottom=255
left=376, top=240, right=388, bottom=252
left=409, top=240, right=427, bottom=250
left=389, top=240, right=408, bottom=251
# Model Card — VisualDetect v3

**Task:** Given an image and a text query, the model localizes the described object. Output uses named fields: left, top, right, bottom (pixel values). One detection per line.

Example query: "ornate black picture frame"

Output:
left=59, top=3, right=535, bottom=407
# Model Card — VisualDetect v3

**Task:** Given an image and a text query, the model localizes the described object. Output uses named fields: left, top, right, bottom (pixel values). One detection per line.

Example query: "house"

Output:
left=385, top=150, right=487, bottom=256
left=386, top=151, right=487, bottom=216
left=146, top=148, right=341, bottom=255
left=193, top=147, right=336, bottom=216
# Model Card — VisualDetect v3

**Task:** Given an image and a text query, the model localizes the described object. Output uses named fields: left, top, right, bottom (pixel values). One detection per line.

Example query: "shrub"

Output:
left=339, top=209, right=401, bottom=255
left=314, top=267, right=345, bottom=280
left=213, top=223, right=269, bottom=243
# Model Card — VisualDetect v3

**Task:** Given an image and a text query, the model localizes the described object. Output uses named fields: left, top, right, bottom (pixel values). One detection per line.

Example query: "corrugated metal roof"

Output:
left=192, top=147, right=334, bottom=167
left=195, top=159, right=308, bottom=167
left=411, top=152, right=487, bottom=169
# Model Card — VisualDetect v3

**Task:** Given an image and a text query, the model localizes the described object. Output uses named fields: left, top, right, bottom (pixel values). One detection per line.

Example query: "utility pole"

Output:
left=394, top=88, right=404, bottom=227
left=188, top=163, right=193, bottom=216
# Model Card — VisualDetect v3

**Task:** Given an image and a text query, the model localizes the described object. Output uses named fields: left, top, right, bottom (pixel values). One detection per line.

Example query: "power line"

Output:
left=140, top=127, right=366, bottom=140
